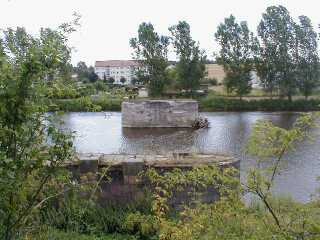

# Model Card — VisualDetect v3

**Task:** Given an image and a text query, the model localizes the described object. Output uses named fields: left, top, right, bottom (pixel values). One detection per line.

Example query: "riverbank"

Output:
left=199, top=97, right=320, bottom=112
left=49, top=97, right=320, bottom=112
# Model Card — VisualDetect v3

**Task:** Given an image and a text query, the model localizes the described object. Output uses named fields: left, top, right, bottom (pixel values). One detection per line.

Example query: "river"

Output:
left=59, top=111, right=320, bottom=203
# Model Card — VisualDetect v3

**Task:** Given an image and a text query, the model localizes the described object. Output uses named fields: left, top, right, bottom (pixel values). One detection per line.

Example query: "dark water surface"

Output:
left=60, top=112, right=320, bottom=202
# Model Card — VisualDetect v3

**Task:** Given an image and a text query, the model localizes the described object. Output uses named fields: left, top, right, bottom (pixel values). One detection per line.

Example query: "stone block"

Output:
left=122, top=100, right=198, bottom=128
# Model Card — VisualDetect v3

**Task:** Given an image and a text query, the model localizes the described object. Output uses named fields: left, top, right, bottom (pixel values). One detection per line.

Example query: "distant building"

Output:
left=250, top=71, right=262, bottom=89
left=94, top=60, right=140, bottom=85
left=205, top=63, right=261, bottom=88
left=204, top=64, right=226, bottom=84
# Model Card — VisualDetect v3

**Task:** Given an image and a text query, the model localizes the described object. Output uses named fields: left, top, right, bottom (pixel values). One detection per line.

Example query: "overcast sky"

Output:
left=1, top=0, right=319, bottom=66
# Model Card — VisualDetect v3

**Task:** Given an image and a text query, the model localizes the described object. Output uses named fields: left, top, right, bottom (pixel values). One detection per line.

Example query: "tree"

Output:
left=169, top=21, right=206, bottom=93
left=257, top=5, right=297, bottom=100
left=88, top=66, right=98, bottom=83
left=254, top=40, right=278, bottom=98
left=215, top=15, right=255, bottom=99
left=74, top=62, right=98, bottom=83
left=109, top=77, right=115, bottom=85
left=120, top=76, right=126, bottom=85
left=0, top=21, right=83, bottom=239
left=295, top=16, right=319, bottom=99
left=246, top=113, right=319, bottom=237
left=130, top=22, right=170, bottom=97
left=39, top=27, right=74, bottom=81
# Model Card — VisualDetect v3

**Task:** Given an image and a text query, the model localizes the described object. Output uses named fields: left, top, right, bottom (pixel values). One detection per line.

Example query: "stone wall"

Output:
left=122, top=100, right=198, bottom=128
left=65, top=153, right=239, bottom=206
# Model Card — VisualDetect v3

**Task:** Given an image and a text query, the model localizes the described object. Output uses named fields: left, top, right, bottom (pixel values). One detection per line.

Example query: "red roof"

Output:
left=95, top=60, right=140, bottom=67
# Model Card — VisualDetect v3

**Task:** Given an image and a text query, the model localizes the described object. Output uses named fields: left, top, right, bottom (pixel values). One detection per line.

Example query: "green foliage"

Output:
left=204, top=78, right=218, bottom=86
left=38, top=187, right=154, bottom=238
left=169, top=21, right=206, bottom=93
left=199, top=95, right=320, bottom=111
left=215, top=15, right=255, bottom=98
left=30, top=227, right=137, bottom=240
left=122, top=212, right=158, bottom=238
left=125, top=114, right=320, bottom=240
left=46, top=80, right=80, bottom=99
left=245, top=113, right=320, bottom=238
left=94, top=81, right=108, bottom=92
left=120, top=77, right=127, bottom=85
left=109, top=77, right=115, bottom=85
left=0, top=20, right=82, bottom=239
left=295, top=16, right=320, bottom=99
left=257, top=5, right=297, bottom=100
left=130, top=22, right=170, bottom=97
left=74, top=61, right=98, bottom=83
left=50, top=97, right=102, bottom=112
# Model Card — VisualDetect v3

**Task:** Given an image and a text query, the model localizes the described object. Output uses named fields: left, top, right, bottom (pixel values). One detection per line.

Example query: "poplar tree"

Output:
left=169, top=21, right=206, bottom=94
left=258, top=5, right=296, bottom=100
left=295, top=16, right=319, bottom=99
left=215, top=15, right=255, bottom=99
left=130, top=23, right=170, bottom=97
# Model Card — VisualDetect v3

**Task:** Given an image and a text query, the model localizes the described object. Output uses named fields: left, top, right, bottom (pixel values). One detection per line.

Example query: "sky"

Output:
left=1, top=0, right=319, bottom=66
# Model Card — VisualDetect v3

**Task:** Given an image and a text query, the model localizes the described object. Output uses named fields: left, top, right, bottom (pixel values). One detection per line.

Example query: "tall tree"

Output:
left=257, top=5, right=296, bottom=100
left=295, top=16, right=319, bottom=99
left=74, top=61, right=98, bottom=83
left=130, top=22, right=170, bottom=97
left=109, top=76, right=115, bottom=85
left=88, top=66, right=98, bottom=82
left=215, top=15, right=255, bottom=98
left=120, top=76, right=126, bottom=85
left=0, top=22, right=80, bottom=239
left=169, top=21, right=206, bottom=94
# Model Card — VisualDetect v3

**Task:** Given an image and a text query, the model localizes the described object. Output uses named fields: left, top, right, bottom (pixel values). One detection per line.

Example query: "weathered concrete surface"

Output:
left=64, top=153, right=239, bottom=206
left=122, top=100, right=198, bottom=128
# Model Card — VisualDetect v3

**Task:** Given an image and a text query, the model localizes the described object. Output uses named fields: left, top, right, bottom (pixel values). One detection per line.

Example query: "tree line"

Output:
left=130, top=21, right=206, bottom=97
left=132, top=5, right=320, bottom=100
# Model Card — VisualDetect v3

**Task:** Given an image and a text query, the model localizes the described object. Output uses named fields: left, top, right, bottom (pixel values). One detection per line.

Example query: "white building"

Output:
left=94, top=60, right=140, bottom=85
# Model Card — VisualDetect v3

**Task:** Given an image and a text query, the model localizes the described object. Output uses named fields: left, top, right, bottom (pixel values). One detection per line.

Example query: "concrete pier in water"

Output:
left=122, top=100, right=198, bottom=128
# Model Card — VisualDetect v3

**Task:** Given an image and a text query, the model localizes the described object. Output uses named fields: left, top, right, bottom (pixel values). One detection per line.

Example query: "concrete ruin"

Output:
left=122, top=100, right=198, bottom=128
left=64, top=153, right=239, bottom=206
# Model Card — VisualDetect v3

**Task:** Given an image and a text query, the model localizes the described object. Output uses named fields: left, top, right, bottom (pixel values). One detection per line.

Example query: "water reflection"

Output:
left=59, top=111, right=320, bottom=202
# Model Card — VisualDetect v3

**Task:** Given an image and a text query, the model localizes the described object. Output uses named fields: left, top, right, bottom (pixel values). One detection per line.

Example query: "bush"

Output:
left=50, top=97, right=102, bottom=112
left=30, top=227, right=137, bottom=240
left=202, top=78, right=218, bottom=86
left=39, top=192, right=154, bottom=238
left=199, top=97, right=320, bottom=112
left=78, top=84, right=96, bottom=96
left=46, top=81, right=80, bottom=99
left=122, top=212, right=158, bottom=238
left=94, top=95, right=122, bottom=111
left=94, top=81, right=108, bottom=92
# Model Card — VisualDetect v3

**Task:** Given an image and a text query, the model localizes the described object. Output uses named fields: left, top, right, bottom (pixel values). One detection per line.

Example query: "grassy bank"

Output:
left=48, top=96, right=320, bottom=112
left=49, top=96, right=122, bottom=112
left=199, top=96, right=320, bottom=112
left=31, top=228, right=136, bottom=240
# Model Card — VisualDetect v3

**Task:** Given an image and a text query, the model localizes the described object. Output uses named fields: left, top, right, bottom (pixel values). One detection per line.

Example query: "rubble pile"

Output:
left=192, top=117, right=209, bottom=129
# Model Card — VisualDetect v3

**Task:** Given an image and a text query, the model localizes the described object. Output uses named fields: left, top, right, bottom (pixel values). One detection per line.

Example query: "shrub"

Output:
left=199, top=97, right=320, bottom=112
left=204, top=78, right=218, bottom=86
left=39, top=191, right=154, bottom=237
left=50, top=97, right=102, bottom=112
left=30, top=227, right=137, bottom=240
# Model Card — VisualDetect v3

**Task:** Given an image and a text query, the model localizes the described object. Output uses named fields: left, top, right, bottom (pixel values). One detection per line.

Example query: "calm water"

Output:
left=60, top=112, right=320, bottom=202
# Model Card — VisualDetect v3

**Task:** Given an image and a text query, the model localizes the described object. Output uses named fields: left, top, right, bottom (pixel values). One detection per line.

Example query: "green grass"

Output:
left=48, top=96, right=122, bottom=112
left=199, top=96, right=320, bottom=112
left=30, top=227, right=137, bottom=240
